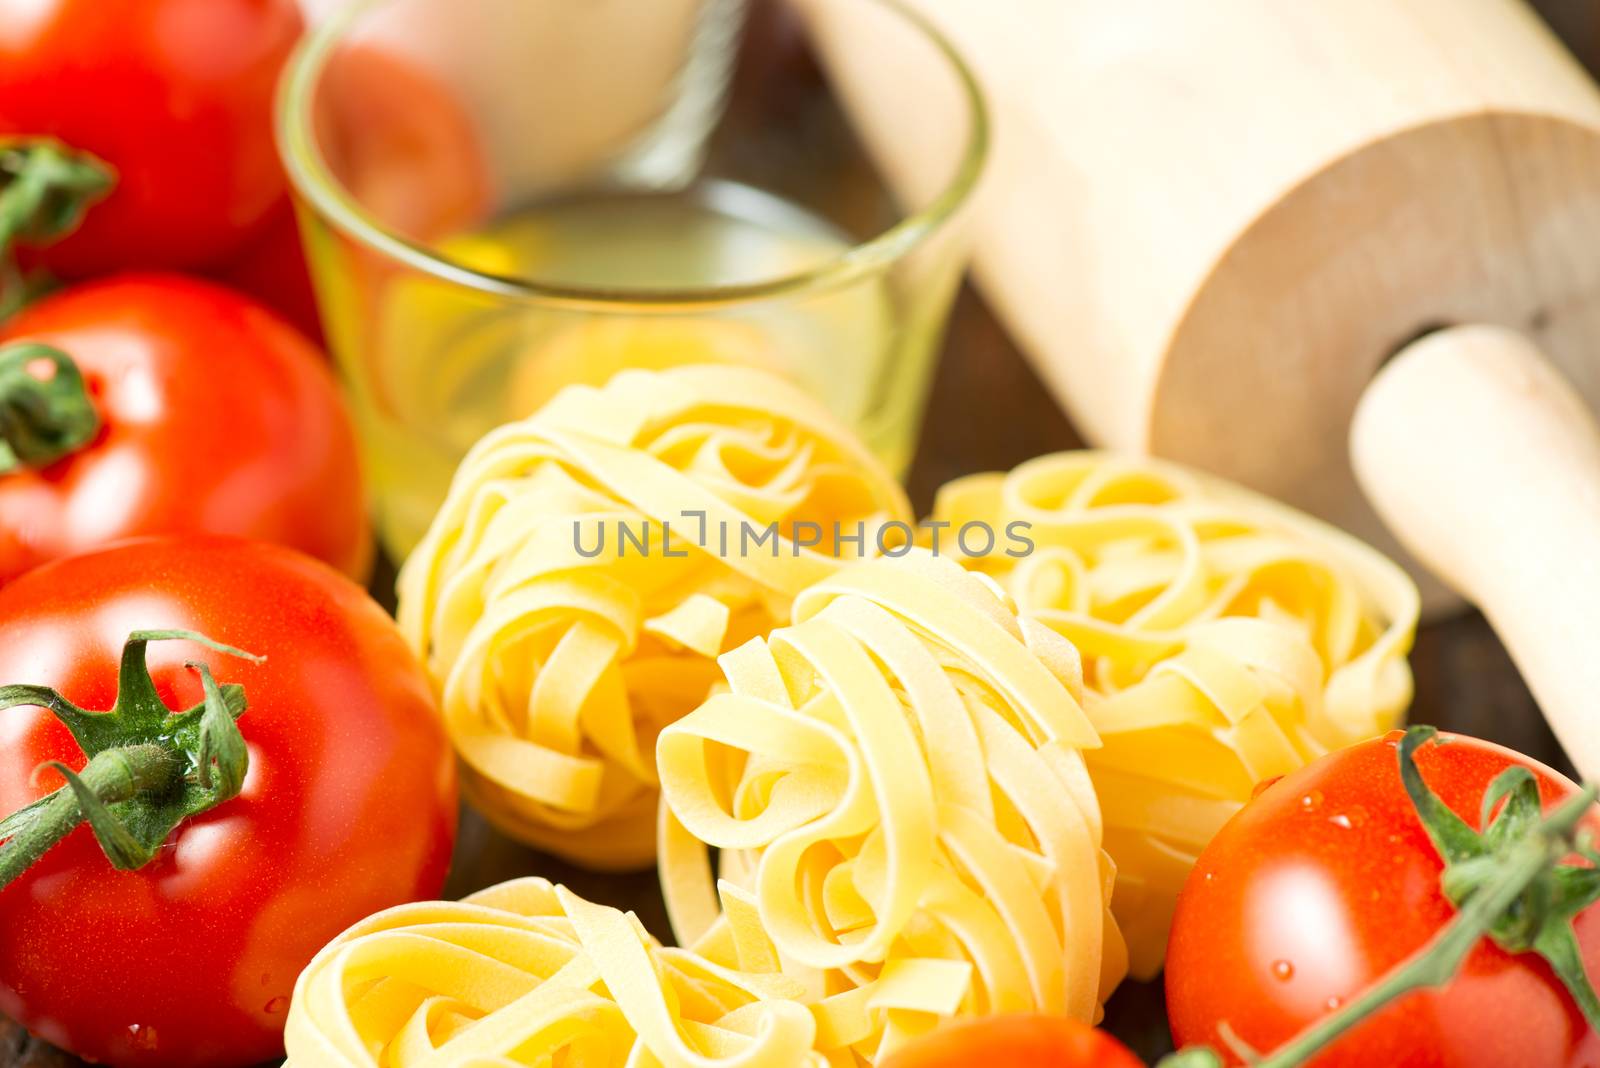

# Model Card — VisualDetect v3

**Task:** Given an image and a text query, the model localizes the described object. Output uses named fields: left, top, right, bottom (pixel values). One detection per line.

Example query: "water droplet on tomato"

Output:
left=264, top=996, right=289, bottom=1016
left=1325, top=995, right=1344, bottom=1011
left=128, top=1024, right=159, bottom=1052
left=1329, top=814, right=1352, bottom=830
left=1299, top=790, right=1323, bottom=813
left=1271, top=960, right=1294, bottom=981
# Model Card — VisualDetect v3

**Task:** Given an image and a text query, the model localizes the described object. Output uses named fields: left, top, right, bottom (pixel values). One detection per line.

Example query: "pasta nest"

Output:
left=397, top=365, right=910, bottom=870
left=658, top=551, right=1126, bottom=1065
left=929, top=452, right=1420, bottom=976
left=284, top=877, right=834, bottom=1067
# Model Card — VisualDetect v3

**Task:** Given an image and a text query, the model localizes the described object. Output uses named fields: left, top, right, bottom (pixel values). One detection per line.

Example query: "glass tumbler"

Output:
left=278, top=0, right=987, bottom=561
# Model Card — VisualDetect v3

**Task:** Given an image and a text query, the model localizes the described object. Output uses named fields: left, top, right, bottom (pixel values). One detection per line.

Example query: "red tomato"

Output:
left=214, top=201, right=326, bottom=346
left=0, top=537, right=457, bottom=1067
left=0, top=0, right=303, bottom=275
left=879, top=1015, right=1146, bottom=1068
left=1166, top=731, right=1600, bottom=1068
left=0, top=273, right=369, bottom=582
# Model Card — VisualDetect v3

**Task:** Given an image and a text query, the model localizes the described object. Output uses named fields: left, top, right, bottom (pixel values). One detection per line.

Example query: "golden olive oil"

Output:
left=329, top=180, right=923, bottom=559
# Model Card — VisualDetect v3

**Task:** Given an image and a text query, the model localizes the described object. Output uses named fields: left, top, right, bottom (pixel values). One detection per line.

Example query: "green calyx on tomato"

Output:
left=1160, top=725, right=1600, bottom=1068
left=0, top=139, right=112, bottom=315
left=0, top=630, right=261, bottom=890
left=0, top=340, right=100, bottom=472
left=0, top=140, right=112, bottom=256
left=1402, top=726, right=1600, bottom=1022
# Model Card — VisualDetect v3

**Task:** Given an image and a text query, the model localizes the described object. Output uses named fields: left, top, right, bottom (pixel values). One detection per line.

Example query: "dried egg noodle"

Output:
left=658, top=552, right=1126, bottom=1064
left=929, top=452, right=1419, bottom=976
left=397, top=365, right=909, bottom=869
left=283, top=877, right=837, bottom=1067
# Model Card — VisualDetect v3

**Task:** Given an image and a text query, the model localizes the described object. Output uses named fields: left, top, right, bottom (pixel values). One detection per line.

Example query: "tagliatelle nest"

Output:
left=658, top=552, right=1126, bottom=1064
left=397, top=365, right=910, bottom=869
left=929, top=452, right=1419, bottom=977
left=284, top=877, right=836, bottom=1067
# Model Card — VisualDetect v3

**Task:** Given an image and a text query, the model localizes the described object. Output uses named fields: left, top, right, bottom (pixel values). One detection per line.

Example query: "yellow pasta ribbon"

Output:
left=929, top=452, right=1420, bottom=977
left=283, top=877, right=836, bottom=1067
left=657, top=551, right=1126, bottom=1065
left=397, top=365, right=910, bottom=869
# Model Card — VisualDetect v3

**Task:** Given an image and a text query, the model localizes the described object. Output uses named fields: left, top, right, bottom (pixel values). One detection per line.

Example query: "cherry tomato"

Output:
left=1166, top=731, right=1600, bottom=1067
left=879, top=1015, right=1146, bottom=1068
left=0, top=273, right=369, bottom=583
left=0, top=536, right=457, bottom=1067
left=0, top=0, right=303, bottom=275
left=214, top=201, right=326, bottom=345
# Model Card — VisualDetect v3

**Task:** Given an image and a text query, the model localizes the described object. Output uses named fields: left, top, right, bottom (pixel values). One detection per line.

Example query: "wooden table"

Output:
left=2, top=2, right=1593, bottom=1063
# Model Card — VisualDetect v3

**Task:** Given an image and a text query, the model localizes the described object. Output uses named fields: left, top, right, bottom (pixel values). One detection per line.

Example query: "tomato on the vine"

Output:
left=0, top=537, right=457, bottom=1068
left=1166, top=731, right=1600, bottom=1067
left=0, top=0, right=303, bottom=275
left=879, top=1015, right=1146, bottom=1068
left=0, top=273, right=369, bottom=583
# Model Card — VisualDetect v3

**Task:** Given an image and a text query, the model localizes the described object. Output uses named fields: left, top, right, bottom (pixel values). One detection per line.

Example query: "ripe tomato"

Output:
left=0, top=537, right=457, bottom=1067
left=0, top=273, right=369, bottom=583
left=1166, top=731, right=1600, bottom=1067
left=879, top=1015, right=1146, bottom=1068
left=0, top=0, right=302, bottom=275
left=213, top=201, right=325, bottom=345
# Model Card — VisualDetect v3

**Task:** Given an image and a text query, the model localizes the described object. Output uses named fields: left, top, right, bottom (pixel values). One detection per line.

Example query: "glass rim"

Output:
left=275, top=0, right=990, bottom=311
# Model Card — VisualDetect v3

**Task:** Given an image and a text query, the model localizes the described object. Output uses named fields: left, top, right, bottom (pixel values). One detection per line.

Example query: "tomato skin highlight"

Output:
left=0, top=536, right=457, bottom=1067
left=0, top=0, right=302, bottom=275
left=0, top=273, right=369, bottom=583
left=877, top=1014, right=1146, bottom=1068
left=1166, top=731, right=1600, bottom=1068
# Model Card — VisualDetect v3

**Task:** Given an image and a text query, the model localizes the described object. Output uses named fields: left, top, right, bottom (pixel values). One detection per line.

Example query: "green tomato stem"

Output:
left=0, top=140, right=114, bottom=319
left=0, top=744, right=178, bottom=890
left=1245, top=786, right=1597, bottom=1068
left=0, top=342, right=102, bottom=473
left=0, top=141, right=112, bottom=258
left=0, top=632, right=257, bottom=892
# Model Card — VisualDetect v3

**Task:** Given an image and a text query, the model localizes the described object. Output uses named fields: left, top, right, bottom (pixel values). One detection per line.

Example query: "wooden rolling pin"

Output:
left=800, top=0, right=1600, bottom=597
left=1355, top=327, right=1600, bottom=778
left=799, top=0, right=1600, bottom=775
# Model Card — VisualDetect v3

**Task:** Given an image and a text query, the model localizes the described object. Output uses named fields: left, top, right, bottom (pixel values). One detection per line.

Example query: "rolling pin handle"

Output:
left=1352, top=324, right=1600, bottom=778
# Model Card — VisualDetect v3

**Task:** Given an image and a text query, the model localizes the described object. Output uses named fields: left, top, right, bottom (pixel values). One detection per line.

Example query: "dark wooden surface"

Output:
left=3, top=2, right=1596, bottom=1064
